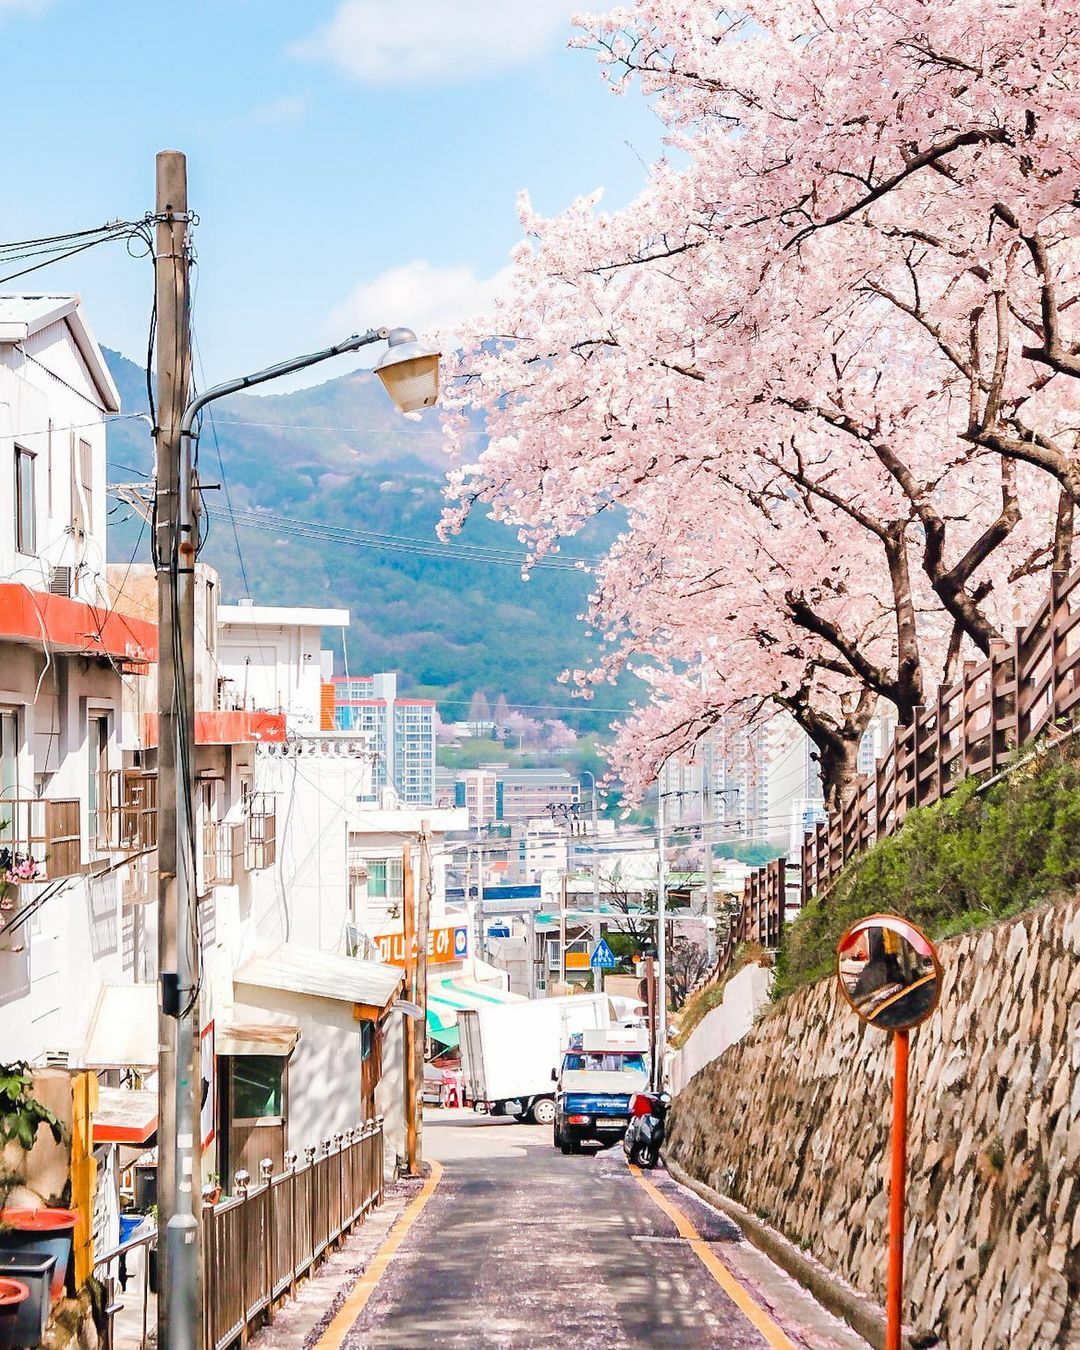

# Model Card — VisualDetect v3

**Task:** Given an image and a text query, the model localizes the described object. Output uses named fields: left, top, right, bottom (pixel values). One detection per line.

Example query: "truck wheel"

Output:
left=530, top=1098, right=557, bottom=1127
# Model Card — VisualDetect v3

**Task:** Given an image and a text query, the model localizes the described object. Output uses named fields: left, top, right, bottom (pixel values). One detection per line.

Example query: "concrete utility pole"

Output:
left=153, top=149, right=202, bottom=1350
left=703, top=784, right=716, bottom=966
left=402, top=842, right=418, bottom=1176
left=581, top=773, right=602, bottom=992
left=414, top=821, right=432, bottom=1167
left=559, top=871, right=568, bottom=992
left=656, top=783, right=668, bottom=1087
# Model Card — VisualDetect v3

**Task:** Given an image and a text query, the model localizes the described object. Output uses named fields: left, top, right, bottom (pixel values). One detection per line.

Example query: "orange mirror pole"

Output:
left=886, top=1027, right=910, bottom=1350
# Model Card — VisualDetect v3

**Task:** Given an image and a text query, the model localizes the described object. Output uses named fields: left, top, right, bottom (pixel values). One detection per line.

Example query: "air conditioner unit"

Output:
left=42, top=1049, right=70, bottom=1069
left=48, top=565, right=73, bottom=598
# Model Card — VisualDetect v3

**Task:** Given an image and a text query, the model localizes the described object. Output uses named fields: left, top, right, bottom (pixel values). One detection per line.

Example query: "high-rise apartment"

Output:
left=333, top=673, right=436, bottom=806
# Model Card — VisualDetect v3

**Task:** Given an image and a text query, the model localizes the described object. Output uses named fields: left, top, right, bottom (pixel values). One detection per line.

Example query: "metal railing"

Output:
left=94, top=1121, right=384, bottom=1350
left=200, top=821, right=239, bottom=891
left=0, top=797, right=82, bottom=879
left=244, top=794, right=276, bottom=871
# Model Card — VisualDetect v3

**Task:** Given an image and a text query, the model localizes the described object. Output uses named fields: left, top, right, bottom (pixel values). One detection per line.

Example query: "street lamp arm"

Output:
left=180, top=327, right=388, bottom=437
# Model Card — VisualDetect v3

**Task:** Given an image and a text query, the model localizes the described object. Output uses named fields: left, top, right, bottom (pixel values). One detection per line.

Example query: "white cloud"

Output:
left=292, top=0, right=574, bottom=84
left=328, top=259, right=513, bottom=350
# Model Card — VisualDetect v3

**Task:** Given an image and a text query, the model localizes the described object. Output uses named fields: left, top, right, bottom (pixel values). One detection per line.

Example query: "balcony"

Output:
left=244, top=794, right=276, bottom=871
left=94, top=770, right=158, bottom=854
left=0, top=798, right=82, bottom=880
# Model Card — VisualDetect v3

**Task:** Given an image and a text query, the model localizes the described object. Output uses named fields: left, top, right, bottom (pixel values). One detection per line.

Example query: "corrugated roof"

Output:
left=234, top=943, right=403, bottom=1011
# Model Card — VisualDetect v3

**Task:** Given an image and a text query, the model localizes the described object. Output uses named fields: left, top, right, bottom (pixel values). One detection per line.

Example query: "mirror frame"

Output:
left=835, top=913, right=943, bottom=1031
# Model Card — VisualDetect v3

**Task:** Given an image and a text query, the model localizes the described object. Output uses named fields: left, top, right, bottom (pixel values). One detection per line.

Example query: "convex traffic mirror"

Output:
left=835, top=914, right=942, bottom=1032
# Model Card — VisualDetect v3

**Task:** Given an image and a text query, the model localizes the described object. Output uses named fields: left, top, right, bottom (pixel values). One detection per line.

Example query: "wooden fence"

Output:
left=204, top=1120, right=384, bottom=1349
left=703, top=566, right=1080, bottom=985
left=96, top=1120, right=384, bottom=1350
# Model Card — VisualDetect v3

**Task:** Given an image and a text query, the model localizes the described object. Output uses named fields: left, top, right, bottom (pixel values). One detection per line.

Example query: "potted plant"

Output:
left=0, top=1064, right=72, bottom=1302
left=0, top=840, right=41, bottom=915
left=202, top=1173, right=222, bottom=1206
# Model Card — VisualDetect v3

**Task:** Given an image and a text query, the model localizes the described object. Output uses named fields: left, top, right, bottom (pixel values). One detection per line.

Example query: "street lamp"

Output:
left=374, top=328, right=441, bottom=412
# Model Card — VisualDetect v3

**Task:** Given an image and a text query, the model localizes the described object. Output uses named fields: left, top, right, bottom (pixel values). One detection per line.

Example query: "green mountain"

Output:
left=104, top=348, right=632, bottom=731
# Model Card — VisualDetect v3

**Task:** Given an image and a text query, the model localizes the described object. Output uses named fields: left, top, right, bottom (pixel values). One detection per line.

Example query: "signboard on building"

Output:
left=376, top=921, right=470, bottom=967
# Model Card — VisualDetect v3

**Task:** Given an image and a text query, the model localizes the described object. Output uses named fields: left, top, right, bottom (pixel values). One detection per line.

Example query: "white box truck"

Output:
left=458, top=995, right=611, bottom=1126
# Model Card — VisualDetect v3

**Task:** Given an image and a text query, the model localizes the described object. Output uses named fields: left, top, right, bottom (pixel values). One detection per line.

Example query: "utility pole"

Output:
left=414, top=822, right=432, bottom=1168
left=591, top=788, right=599, bottom=988
left=656, top=783, right=668, bottom=1087
left=402, top=842, right=418, bottom=1176
left=559, top=871, right=568, bottom=993
left=703, top=782, right=716, bottom=966
left=153, top=149, right=201, bottom=1350
left=475, top=832, right=485, bottom=962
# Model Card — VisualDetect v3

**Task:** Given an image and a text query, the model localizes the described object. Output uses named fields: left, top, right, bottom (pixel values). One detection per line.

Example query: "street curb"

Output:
left=664, top=1158, right=917, bottom=1350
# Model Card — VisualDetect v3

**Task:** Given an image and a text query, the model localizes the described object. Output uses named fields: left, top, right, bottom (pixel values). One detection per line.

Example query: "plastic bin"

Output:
left=0, top=1254, right=56, bottom=1348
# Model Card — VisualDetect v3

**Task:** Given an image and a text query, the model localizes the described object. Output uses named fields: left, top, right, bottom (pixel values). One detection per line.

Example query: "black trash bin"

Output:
left=0, top=1254, right=54, bottom=1349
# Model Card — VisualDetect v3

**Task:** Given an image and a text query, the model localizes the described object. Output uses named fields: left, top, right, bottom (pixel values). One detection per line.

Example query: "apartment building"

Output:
left=332, top=672, right=436, bottom=806
left=447, top=764, right=581, bottom=830
left=0, top=294, right=152, bottom=1063
left=661, top=715, right=825, bottom=855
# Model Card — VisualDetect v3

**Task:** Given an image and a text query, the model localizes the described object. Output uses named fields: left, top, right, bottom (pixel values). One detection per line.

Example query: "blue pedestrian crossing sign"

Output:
left=590, top=939, right=618, bottom=970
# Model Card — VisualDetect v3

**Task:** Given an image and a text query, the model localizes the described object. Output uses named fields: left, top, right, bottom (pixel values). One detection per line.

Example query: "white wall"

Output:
left=668, top=962, right=774, bottom=1097
left=231, top=984, right=366, bottom=1150
left=0, top=318, right=111, bottom=606
left=0, top=640, right=135, bottom=1063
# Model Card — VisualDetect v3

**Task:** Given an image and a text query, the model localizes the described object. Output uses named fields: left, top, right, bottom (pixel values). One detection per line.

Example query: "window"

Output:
left=0, top=709, right=19, bottom=800
left=15, top=448, right=35, bottom=555
left=366, top=857, right=403, bottom=901
left=233, top=1056, right=284, bottom=1119
left=87, top=714, right=109, bottom=842
left=79, top=439, right=93, bottom=535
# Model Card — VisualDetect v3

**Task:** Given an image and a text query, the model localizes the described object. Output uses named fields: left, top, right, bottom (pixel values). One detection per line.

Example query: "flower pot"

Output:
left=0, top=1210, right=76, bottom=1301
left=0, top=1279, right=29, bottom=1350
left=0, top=1254, right=55, bottom=1348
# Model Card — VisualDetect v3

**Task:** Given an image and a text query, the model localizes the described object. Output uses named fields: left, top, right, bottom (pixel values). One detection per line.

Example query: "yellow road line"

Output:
left=315, top=1160, right=444, bottom=1349
left=629, top=1164, right=798, bottom=1350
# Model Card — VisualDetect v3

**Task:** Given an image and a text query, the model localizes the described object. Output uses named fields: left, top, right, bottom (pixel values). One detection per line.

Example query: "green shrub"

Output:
left=775, top=743, right=1080, bottom=998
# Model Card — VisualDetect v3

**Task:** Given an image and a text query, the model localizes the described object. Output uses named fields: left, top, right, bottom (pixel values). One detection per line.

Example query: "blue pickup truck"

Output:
left=553, top=1030, right=650, bottom=1153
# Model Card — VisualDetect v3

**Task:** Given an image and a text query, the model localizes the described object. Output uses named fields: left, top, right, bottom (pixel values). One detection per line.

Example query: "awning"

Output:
left=234, top=943, right=403, bottom=1014
left=83, top=984, right=158, bottom=1068
left=217, top=1021, right=300, bottom=1057
left=93, top=1088, right=157, bottom=1145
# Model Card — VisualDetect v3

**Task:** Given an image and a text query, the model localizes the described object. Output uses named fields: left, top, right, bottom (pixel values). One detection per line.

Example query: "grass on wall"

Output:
left=774, top=741, right=1080, bottom=999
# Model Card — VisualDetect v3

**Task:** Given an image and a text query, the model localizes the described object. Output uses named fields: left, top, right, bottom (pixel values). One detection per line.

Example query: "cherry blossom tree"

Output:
left=441, top=0, right=1080, bottom=805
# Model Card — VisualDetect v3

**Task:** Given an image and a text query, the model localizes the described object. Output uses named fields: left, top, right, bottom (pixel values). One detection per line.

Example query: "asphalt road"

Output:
left=331, top=1111, right=868, bottom=1350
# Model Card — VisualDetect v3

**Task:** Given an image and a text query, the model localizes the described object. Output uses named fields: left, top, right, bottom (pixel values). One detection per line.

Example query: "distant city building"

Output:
left=661, top=715, right=824, bottom=854
left=333, top=673, right=436, bottom=806
left=444, top=763, right=580, bottom=829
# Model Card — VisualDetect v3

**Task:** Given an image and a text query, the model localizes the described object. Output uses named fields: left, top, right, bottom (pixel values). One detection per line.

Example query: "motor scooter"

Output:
left=623, top=1090, right=671, bottom=1168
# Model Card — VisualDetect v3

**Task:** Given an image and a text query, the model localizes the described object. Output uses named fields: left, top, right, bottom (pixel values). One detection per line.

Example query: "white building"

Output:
left=331, top=673, right=436, bottom=807
left=0, top=294, right=152, bottom=1065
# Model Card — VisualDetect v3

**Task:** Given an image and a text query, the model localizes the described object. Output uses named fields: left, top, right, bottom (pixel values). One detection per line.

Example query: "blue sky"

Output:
left=0, top=0, right=664, bottom=387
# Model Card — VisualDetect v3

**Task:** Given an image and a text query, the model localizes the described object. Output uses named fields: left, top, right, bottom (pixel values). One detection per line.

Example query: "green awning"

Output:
left=429, top=1021, right=460, bottom=1049
left=424, top=977, right=522, bottom=1046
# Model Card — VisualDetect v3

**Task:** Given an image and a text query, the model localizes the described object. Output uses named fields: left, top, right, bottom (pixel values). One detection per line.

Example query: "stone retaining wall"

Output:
left=667, top=898, right=1080, bottom=1348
